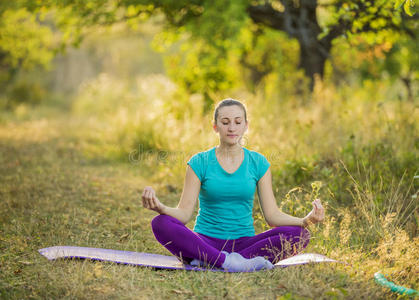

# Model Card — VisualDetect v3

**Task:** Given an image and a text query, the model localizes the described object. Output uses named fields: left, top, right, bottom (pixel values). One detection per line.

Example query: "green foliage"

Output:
left=164, top=39, right=241, bottom=111
left=185, top=0, right=248, bottom=44
left=273, top=139, right=417, bottom=212
left=394, top=0, right=416, bottom=16
left=381, top=36, right=419, bottom=95
left=0, top=8, right=55, bottom=82
left=1, top=0, right=418, bottom=107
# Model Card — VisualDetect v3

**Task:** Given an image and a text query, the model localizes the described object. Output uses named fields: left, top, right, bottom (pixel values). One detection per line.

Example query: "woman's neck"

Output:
left=215, top=143, right=243, bottom=159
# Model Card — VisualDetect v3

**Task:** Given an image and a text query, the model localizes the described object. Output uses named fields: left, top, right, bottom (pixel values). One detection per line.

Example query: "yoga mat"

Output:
left=38, top=246, right=341, bottom=272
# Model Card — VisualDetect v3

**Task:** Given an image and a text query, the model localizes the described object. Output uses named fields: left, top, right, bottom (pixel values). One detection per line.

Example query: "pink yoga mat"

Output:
left=39, top=246, right=341, bottom=272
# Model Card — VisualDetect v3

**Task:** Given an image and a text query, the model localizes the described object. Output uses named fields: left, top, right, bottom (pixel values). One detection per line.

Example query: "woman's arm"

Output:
left=142, top=165, right=201, bottom=225
left=256, top=167, right=324, bottom=227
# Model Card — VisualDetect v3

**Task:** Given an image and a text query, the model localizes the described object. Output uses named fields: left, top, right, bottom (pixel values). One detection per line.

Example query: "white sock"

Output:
left=190, top=258, right=205, bottom=267
left=190, top=251, right=274, bottom=272
left=221, top=252, right=274, bottom=272
left=190, top=251, right=229, bottom=267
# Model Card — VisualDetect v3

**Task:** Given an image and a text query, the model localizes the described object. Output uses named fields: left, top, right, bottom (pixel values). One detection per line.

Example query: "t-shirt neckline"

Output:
left=212, top=146, right=246, bottom=175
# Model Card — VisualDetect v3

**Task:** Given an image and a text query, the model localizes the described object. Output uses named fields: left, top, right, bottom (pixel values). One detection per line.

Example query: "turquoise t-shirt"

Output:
left=187, top=146, right=271, bottom=239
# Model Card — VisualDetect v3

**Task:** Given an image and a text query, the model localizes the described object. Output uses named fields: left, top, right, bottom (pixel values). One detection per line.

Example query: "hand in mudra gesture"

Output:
left=142, top=186, right=165, bottom=214
left=304, top=199, right=325, bottom=226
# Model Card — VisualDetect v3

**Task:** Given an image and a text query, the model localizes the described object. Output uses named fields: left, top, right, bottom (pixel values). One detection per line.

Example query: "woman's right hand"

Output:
left=142, top=186, right=165, bottom=214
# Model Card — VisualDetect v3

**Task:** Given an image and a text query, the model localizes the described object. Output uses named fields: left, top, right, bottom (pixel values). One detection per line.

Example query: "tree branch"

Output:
left=247, top=3, right=298, bottom=37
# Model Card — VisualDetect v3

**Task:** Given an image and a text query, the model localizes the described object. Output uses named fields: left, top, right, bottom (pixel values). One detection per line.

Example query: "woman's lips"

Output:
left=227, top=135, right=238, bottom=138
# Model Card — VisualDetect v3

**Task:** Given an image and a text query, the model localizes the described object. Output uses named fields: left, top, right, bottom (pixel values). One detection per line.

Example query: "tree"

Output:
left=0, top=5, right=55, bottom=86
left=247, top=0, right=417, bottom=89
left=39, top=0, right=415, bottom=92
left=1, top=0, right=417, bottom=96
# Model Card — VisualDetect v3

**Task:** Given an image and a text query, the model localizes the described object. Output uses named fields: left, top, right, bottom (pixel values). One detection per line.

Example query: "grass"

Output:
left=0, top=88, right=418, bottom=299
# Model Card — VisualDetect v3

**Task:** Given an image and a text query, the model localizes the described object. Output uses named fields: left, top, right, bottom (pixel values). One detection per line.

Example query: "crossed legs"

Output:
left=151, top=214, right=310, bottom=268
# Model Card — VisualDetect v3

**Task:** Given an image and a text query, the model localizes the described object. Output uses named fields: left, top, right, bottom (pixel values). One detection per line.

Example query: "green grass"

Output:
left=0, top=98, right=417, bottom=299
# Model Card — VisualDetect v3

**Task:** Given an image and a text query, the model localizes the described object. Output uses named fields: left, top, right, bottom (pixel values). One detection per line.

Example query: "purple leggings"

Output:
left=151, top=214, right=310, bottom=268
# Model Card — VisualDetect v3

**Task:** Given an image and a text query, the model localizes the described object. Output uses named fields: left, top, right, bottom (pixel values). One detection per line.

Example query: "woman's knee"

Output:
left=151, top=214, right=168, bottom=232
left=151, top=214, right=182, bottom=235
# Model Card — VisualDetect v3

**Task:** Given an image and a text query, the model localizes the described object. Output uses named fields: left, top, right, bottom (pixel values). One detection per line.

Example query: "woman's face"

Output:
left=213, top=105, right=248, bottom=146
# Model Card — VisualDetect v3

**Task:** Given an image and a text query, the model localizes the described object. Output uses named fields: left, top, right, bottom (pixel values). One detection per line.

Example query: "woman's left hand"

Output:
left=303, top=199, right=325, bottom=226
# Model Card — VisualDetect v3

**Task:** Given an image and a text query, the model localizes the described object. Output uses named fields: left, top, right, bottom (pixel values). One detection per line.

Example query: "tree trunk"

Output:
left=247, top=0, right=332, bottom=90
left=298, top=40, right=329, bottom=90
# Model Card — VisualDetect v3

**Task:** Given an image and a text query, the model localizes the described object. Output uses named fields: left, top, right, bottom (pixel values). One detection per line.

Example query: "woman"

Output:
left=142, top=98, right=325, bottom=272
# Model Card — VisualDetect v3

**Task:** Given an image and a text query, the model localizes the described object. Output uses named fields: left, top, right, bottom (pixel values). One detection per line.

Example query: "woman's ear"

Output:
left=213, top=122, right=218, bottom=133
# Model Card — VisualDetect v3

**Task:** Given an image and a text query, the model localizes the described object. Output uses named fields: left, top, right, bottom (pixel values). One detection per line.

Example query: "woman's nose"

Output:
left=228, top=124, right=236, bottom=131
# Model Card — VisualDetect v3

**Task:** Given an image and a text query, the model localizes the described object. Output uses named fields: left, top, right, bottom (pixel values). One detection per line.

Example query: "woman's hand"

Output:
left=303, top=199, right=325, bottom=227
left=142, top=186, right=165, bottom=214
